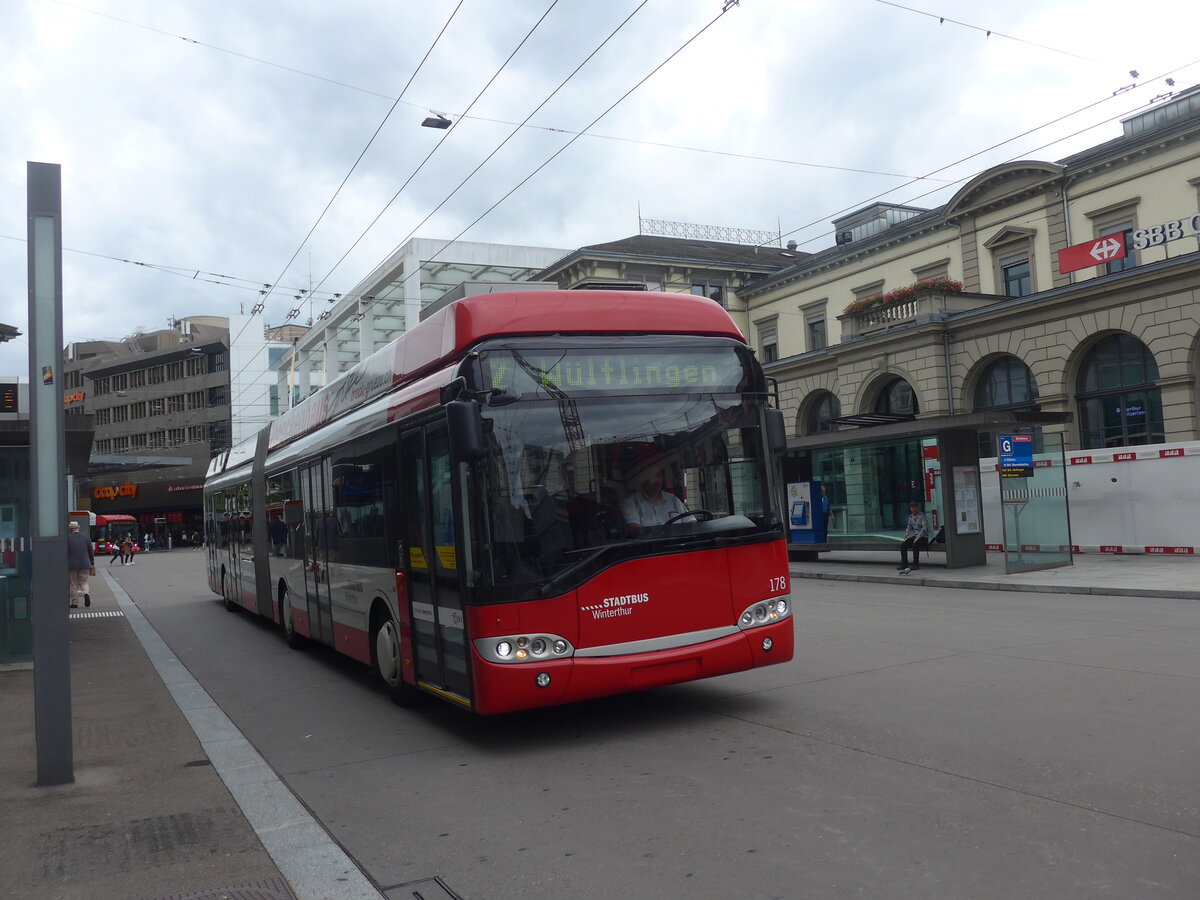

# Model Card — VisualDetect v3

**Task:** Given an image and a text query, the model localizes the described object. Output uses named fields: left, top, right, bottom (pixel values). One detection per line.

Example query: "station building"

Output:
left=733, top=86, right=1200, bottom=557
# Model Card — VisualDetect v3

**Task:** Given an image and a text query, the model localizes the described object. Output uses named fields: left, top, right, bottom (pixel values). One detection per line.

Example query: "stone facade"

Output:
left=739, top=86, right=1200, bottom=452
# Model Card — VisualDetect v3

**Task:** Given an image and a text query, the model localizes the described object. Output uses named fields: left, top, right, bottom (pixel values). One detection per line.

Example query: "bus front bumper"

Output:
left=469, top=619, right=793, bottom=715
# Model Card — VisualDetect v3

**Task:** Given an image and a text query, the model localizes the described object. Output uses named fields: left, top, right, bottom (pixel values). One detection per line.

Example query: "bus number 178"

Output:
left=769, top=576, right=788, bottom=594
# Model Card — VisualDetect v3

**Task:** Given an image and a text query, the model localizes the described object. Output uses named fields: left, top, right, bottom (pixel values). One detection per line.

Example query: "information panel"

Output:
left=999, top=434, right=1034, bottom=478
left=952, top=466, right=981, bottom=534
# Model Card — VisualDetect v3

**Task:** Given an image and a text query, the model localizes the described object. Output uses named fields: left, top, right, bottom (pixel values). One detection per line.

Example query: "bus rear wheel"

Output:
left=372, top=608, right=421, bottom=708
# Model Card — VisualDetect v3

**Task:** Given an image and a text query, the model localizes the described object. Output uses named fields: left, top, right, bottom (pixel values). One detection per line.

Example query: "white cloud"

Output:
left=2, top=0, right=1197, bottom=374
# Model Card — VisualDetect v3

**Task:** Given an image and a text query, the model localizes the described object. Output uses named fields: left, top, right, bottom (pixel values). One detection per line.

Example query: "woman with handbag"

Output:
left=67, top=520, right=94, bottom=608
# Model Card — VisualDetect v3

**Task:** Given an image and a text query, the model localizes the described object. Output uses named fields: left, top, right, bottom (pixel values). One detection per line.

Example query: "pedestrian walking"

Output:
left=67, top=520, right=94, bottom=608
left=109, top=538, right=123, bottom=566
left=121, top=534, right=135, bottom=565
left=898, top=502, right=929, bottom=574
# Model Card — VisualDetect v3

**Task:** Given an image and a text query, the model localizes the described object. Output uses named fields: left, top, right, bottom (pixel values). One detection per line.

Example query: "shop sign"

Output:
left=1131, top=213, right=1200, bottom=251
left=94, top=482, right=138, bottom=500
left=167, top=484, right=205, bottom=493
left=63, top=390, right=85, bottom=405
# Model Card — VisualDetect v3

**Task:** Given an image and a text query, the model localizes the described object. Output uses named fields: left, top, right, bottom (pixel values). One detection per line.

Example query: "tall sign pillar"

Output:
left=28, top=161, right=73, bottom=785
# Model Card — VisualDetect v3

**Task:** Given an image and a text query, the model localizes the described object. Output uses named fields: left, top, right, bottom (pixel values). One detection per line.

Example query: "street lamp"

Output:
left=421, top=113, right=452, bottom=129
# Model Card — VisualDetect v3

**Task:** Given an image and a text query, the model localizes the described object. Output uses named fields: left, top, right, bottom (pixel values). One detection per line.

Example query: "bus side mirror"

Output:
left=766, top=408, right=787, bottom=456
left=447, top=400, right=486, bottom=462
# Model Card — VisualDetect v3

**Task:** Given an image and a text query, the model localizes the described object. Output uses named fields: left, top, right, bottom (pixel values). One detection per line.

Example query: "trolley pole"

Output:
left=28, top=161, right=73, bottom=786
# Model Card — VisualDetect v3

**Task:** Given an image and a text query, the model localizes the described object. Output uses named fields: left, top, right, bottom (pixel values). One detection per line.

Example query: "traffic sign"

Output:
left=1057, top=235, right=1127, bottom=275
left=999, top=433, right=1034, bottom=478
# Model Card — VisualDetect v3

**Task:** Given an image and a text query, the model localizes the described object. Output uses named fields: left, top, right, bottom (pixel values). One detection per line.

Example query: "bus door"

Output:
left=400, top=425, right=471, bottom=700
left=300, top=460, right=335, bottom=644
left=220, top=489, right=244, bottom=603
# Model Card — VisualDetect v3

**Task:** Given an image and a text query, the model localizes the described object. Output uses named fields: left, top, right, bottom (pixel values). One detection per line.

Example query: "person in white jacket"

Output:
left=898, top=502, right=929, bottom=573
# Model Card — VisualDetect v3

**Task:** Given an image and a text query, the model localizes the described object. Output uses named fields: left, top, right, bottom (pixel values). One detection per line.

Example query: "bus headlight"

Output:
left=736, top=597, right=792, bottom=631
left=476, top=633, right=574, bottom=664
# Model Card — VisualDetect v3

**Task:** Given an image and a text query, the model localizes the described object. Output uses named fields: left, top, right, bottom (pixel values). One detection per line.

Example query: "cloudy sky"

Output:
left=1, top=0, right=1195, bottom=376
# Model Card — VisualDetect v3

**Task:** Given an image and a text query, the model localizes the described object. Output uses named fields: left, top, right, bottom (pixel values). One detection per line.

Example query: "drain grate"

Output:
left=383, top=876, right=462, bottom=899
left=142, top=875, right=296, bottom=900
left=36, top=808, right=258, bottom=881
left=69, top=610, right=125, bottom=619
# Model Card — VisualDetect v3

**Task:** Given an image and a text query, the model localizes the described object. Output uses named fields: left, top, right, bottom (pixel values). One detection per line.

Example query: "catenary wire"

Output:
left=250, top=1, right=466, bottom=323
left=230, top=1, right=743, bottom=419
left=758, top=56, right=1200, bottom=255
left=28, top=10, right=1195, bottom=410
left=333, top=1, right=742, bottom=330
left=219, top=0, right=470, bottom=389
left=286, top=0, right=567, bottom=317
left=50, top=0, right=964, bottom=186
left=227, top=0, right=568, bottom=398
left=871, top=0, right=1108, bottom=66
left=304, top=0, right=653, bottom=308
left=0, top=234, right=348, bottom=305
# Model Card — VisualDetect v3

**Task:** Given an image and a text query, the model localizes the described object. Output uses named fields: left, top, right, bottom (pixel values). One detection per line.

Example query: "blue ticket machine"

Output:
left=787, top=480, right=826, bottom=544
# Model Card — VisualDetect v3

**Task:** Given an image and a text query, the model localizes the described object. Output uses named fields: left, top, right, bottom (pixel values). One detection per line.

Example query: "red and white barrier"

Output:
left=980, top=440, right=1200, bottom=556
left=985, top=543, right=1195, bottom=555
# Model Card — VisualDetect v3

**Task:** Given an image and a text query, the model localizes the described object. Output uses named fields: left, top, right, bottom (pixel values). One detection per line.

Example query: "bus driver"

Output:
left=622, top=467, right=690, bottom=537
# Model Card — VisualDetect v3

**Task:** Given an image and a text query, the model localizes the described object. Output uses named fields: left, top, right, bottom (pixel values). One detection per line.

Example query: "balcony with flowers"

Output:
left=838, top=277, right=993, bottom=338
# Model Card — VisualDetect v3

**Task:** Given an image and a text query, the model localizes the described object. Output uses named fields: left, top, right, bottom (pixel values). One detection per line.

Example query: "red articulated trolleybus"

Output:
left=69, top=510, right=140, bottom=553
left=204, top=289, right=793, bottom=714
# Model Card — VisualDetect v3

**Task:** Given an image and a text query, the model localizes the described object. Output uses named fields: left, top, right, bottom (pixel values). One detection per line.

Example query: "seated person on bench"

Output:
left=622, top=467, right=690, bottom=537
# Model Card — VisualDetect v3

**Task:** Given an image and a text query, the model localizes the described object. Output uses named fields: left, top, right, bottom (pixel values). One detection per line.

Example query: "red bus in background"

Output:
left=204, top=290, right=793, bottom=714
left=69, top=511, right=141, bottom=554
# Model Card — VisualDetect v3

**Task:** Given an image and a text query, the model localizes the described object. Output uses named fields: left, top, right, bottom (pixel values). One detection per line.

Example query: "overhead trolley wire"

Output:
left=305, top=0, right=653, bottom=308
left=257, top=0, right=467, bottom=316
left=233, top=1, right=743, bottom=418
left=341, top=1, right=743, bottom=329
left=220, top=1, right=469, bottom=386
left=54, top=0, right=958, bottom=187
left=872, top=0, right=1109, bottom=67
left=291, top=0, right=568, bottom=314
left=763, top=55, right=1200, bottom=255
left=227, top=0, right=569, bottom=401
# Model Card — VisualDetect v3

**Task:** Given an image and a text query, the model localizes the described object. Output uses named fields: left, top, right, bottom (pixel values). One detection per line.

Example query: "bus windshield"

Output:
left=466, top=341, right=781, bottom=603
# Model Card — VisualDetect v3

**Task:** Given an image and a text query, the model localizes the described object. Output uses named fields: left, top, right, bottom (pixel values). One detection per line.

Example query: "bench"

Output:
left=787, top=540, right=946, bottom=561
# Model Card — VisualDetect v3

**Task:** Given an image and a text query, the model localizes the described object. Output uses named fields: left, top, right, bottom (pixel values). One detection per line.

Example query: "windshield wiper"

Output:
left=539, top=541, right=635, bottom=597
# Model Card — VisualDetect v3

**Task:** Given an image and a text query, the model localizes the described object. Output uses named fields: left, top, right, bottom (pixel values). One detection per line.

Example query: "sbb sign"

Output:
left=1132, top=214, right=1200, bottom=251
left=1057, top=235, right=1127, bottom=275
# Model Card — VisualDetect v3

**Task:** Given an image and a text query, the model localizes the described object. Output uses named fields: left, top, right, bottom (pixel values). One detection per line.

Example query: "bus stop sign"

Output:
left=999, top=434, right=1034, bottom=478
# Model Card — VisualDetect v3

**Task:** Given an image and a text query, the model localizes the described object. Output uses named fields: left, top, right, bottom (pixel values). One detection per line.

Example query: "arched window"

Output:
left=975, top=356, right=1040, bottom=457
left=974, top=356, right=1039, bottom=410
left=1076, top=334, right=1163, bottom=449
left=875, top=378, right=918, bottom=417
left=806, top=392, right=841, bottom=433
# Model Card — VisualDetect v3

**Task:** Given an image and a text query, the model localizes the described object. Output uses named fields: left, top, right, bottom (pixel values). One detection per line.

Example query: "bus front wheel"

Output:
left=222, top=570, right=236, bottom=612
left=279, top=587, right=306, bottom=650
left=372, top=607, right=421, bottom=708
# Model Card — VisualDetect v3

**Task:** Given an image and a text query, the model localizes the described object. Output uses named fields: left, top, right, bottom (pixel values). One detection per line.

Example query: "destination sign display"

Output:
left=480, top=349, right=749, bottom=395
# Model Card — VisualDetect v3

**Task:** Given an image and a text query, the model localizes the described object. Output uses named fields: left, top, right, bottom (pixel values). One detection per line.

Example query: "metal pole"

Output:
left=27, top=161, right=73, bottom=785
